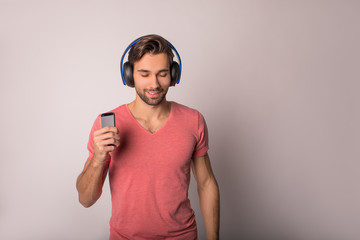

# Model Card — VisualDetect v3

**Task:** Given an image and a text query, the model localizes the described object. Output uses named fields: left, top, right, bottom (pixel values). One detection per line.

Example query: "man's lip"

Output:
left=146, top=91, right=161, bottom=96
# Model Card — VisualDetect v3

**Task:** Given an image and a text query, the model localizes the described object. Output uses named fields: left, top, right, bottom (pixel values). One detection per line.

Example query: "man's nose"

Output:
left=149, top=74, right=160, bottom=88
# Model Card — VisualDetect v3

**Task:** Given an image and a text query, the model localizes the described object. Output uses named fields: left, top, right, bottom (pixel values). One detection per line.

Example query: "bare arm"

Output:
left=76, top=158, right=109, bottom=208
left=76, top=126, right=119, bottom=208
left=192, top=153, right=220, bottom=240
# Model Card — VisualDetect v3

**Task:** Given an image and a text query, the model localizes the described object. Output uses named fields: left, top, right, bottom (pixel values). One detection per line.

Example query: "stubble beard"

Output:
left=136, top=87, right=168, bottom=106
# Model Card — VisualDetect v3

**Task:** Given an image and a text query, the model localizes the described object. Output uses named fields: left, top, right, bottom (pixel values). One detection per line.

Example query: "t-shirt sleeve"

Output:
left=87, top=115, right=101, bottom=161
left=192, top=112, right=209, bottom=158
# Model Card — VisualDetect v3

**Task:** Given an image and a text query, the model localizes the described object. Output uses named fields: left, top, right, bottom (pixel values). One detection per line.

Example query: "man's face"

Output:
left=133, top=53, right=171, bottom=106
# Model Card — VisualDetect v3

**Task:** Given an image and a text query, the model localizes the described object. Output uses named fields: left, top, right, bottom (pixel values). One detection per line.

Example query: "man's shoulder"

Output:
left=95, top=104, right=128, bottom=124
left=172, top=101, right=200, bottom=115
left=171, top=101, right=206, bottom=124
left=108, top=104, right=127, bottom=114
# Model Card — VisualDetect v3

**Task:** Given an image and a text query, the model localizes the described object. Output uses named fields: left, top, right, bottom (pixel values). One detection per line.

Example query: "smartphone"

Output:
left=101, top=112, right=115, bottom=128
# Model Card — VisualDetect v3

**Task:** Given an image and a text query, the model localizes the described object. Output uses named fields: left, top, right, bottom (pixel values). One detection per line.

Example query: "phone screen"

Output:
left=101, top=112, right=115, bottom=128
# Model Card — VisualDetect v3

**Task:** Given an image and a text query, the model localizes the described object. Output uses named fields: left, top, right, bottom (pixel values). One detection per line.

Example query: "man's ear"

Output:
left=170, top=62, right=179, bottom=86
left=123, top=62, right=135, bottom=88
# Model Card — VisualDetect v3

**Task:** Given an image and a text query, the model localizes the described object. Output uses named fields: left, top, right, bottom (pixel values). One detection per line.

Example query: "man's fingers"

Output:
left=103, top=126, right=119, bottom=134
left=96, top=140, right=117, bottom=152
left=93, top=126, right=120, bottom=158
left=95, top=136, right=120, bottom=149
left=96, top=132, right=115, bottom=140
left=94, top=130, right=120, bottom=141
left=94, top=126, right=118, bottom=136
left=102, top=126, right=118, bottom=132
left=102, top=138, right=120, bottom=147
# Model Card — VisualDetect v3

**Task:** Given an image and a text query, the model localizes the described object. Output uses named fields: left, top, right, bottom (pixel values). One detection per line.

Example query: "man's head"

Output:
left=121, top=34, right=181, bottom=89
left=122, top=35, right=179, bottom=106
left=132, top=52, right=170, bottom=106
left=128, top=34, right=174, bottom=68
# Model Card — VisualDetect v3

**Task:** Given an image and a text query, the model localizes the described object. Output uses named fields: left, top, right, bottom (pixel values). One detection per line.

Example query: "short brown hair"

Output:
left=128, top=34, right=174, bottom=66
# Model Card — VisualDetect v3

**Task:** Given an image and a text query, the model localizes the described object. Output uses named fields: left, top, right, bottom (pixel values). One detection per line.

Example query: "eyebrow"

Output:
left=137, top=69, right=169, bottom=74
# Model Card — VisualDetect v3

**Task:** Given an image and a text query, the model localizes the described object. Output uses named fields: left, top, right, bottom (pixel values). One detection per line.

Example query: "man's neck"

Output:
left=128, top=97, right=171, bottom=121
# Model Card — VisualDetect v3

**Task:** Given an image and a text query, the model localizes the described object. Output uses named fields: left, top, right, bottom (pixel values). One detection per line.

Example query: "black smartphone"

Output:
left=101, top=112, right=115, bottom=128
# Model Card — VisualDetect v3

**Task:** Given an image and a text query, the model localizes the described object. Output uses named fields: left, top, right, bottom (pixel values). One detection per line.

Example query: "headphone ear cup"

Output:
left=170, top=62, right=179, bottom=86
left=123, top=62, right=134, bottom=87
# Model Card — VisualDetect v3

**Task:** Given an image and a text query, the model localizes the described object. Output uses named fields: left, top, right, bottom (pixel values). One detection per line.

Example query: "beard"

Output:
left=135, top=87, right=168, bottom=106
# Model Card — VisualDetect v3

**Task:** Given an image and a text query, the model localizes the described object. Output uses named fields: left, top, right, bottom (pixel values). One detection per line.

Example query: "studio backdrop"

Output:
left=0, top=1, right=359, bottom=239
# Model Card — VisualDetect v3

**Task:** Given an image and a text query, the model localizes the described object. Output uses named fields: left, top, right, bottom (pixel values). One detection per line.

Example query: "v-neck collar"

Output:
left=125, top=102, right=173, bottom=136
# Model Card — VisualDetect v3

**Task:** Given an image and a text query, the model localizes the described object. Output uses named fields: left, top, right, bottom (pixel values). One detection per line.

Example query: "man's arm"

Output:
left=76, top=126, right=119, bottom=208
left=76, top=158, right=109, bottom=208
left=192, top=153, right=220, bottom=240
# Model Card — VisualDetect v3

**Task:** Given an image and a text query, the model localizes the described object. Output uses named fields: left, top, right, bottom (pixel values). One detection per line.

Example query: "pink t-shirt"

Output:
left=86, top=102, right=209, bottom=240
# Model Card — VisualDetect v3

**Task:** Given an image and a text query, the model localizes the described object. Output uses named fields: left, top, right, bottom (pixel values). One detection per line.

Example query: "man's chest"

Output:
left=135, top=118, right=167, bottom=134
left=109, top=126, right=197, bottom=173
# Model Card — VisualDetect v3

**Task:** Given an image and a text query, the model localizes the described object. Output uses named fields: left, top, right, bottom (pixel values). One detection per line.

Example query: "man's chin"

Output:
left=141, top=95, right=166, bottom=106
left=147, top=98, right=165, bottom=106
left=136, top=88, right=167, bottom=106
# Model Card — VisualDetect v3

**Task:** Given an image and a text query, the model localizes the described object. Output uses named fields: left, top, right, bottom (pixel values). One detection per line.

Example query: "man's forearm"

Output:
left=76, top=159, right=109, bottom=208
left=198, top=179, right=220, bottom=240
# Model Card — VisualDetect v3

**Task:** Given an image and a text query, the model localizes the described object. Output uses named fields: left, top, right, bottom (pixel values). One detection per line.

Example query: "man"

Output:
left=76, top=34, right=220, bottom=240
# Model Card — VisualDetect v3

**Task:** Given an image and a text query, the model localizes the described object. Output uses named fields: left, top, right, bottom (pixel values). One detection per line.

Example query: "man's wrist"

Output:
left=207, top=233, right=219, bottom=240
left=91, top=156, right=108, bottom=168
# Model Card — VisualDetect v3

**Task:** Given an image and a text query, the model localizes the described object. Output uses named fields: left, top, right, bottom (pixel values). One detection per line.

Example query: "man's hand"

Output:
left=93, top=126, right=120, bottom=165
left=76, top=126, right=119, bottom=207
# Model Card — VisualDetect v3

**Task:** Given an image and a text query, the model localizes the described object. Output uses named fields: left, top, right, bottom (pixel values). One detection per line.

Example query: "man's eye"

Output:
left=159, top=73, right=168, bottom=77
left=141, top=74, right=149, bottom=78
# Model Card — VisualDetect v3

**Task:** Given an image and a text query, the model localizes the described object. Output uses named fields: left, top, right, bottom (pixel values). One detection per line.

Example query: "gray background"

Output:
left=1, top=1, right=359, bottom=239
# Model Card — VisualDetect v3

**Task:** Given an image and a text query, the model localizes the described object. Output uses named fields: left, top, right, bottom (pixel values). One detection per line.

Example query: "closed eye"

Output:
left=137, top=69, right=169, bottom=78
left=158, top=73, right=168, bottom=77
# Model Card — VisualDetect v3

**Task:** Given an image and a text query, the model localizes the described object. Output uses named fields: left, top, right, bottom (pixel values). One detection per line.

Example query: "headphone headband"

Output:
left=120, top=36, right=182, bottom=86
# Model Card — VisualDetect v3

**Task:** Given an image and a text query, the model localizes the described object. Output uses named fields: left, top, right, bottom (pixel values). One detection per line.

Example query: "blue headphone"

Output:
left=120, top=35, right=182, bottom=87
